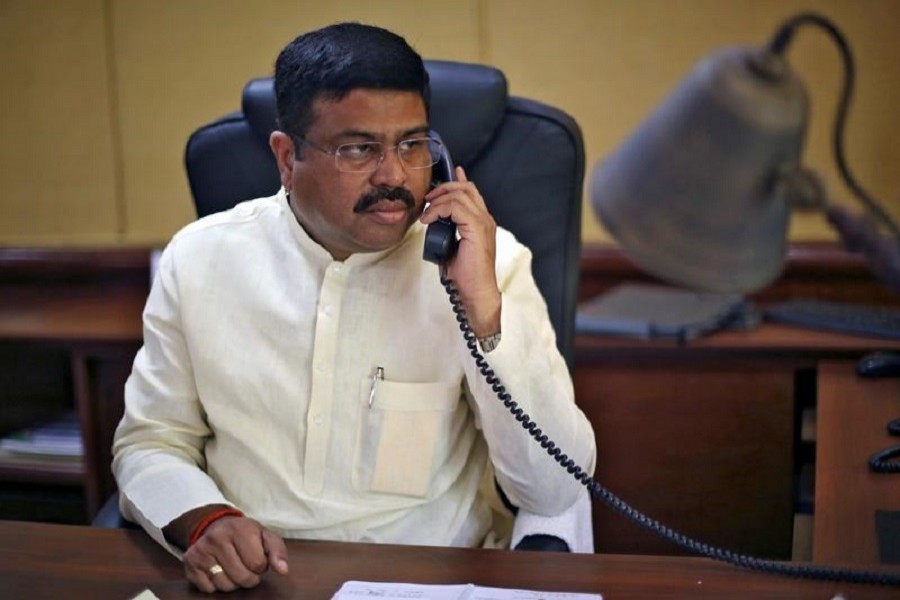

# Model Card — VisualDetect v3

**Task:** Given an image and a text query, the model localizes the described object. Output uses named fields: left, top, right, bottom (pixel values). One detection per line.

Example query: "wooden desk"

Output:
left=574, top=325, right=900, bottom=559
left=815, top=361, right=900, bottom=564
left=573, top=243, right=900, bottom=558
left=1, top=521, right=896, bottom=599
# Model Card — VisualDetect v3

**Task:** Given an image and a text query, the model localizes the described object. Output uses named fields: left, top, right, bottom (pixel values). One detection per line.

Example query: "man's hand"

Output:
left=164, top=505, right=289, bottom=593
left=826, top=205, right=900, bottom=294
left=420, top=166, right=501, bottom=337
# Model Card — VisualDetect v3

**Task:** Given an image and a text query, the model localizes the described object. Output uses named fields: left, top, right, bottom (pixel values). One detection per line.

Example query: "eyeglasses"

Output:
left=294, top=135, right=444, bottom=173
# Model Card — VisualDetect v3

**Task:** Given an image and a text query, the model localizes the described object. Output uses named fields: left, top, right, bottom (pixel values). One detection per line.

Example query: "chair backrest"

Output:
left=185, top=60, right=584, bottom=369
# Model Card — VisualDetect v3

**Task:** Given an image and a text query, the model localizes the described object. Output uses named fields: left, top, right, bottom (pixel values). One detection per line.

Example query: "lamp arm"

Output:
left=768, top=12, right=900, bottom=239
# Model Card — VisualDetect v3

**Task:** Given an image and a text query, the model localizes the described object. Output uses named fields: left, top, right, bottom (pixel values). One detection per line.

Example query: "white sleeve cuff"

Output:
left=510, top=487, right=594, bottom=553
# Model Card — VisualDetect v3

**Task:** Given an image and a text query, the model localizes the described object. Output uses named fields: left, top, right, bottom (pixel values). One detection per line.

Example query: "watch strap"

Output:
left=477, top=331, right=502, bottom=353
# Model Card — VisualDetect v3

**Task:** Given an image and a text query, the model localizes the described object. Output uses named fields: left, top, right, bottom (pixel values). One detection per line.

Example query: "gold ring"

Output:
left=208, top=564, right=224, bottom=577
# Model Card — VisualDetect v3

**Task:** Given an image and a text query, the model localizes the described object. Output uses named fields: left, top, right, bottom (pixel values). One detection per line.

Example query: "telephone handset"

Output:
left=423, top=134, right=458, bottom=264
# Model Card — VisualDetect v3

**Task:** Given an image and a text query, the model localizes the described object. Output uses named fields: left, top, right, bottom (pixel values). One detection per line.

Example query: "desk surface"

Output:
left=1, top=521, right=897, bottom=599
left=3, top=277, right=900, bottom=353
left=576, top=323, right=900, bottom=361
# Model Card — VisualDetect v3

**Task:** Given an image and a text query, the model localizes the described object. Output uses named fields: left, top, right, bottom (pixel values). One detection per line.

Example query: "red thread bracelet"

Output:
left=188, top=507, right=244, bottom=547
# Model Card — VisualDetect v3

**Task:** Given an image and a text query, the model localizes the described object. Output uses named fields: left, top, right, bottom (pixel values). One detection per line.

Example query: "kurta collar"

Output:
left=277, top=188, right=425, bottom=269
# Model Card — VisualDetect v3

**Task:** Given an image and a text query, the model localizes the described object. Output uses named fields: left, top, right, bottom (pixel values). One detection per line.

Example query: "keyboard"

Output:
left=764, top=298, right=900, bottom=340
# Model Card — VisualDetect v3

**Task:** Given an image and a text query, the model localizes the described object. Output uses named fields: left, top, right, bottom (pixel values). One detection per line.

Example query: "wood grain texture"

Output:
left=2, top=521, right=897, bottom=599
left=814, top=361, right=900, bottom=564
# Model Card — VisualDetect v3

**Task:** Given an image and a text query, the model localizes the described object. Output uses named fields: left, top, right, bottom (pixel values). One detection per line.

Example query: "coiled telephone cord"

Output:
left=442, top=275, right=900, bottom=587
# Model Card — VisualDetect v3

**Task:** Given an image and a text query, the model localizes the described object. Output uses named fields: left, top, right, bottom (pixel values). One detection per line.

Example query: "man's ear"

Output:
left=269, top=131, right=296, bottom=189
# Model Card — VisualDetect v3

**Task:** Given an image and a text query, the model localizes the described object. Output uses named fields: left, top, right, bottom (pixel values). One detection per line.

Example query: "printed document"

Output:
left=332, top=580, right=602, bottom=599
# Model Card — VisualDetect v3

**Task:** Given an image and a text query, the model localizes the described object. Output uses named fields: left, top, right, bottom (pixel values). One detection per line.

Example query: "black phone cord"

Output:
left=442, top=275, right=900, bottom=587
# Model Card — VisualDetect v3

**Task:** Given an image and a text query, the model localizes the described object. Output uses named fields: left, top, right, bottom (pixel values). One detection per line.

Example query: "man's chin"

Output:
left=354, top=221, right=418, bottom=255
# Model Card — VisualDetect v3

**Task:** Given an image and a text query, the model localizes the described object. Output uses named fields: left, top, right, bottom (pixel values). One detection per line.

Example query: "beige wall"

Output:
left=1, top=0, right=898, bottom=247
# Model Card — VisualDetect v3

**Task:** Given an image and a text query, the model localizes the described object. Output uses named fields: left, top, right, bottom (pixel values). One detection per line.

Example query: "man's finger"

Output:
left=215, top=540, right=262, bottom=589
left=207, top=565, right=239, bottom=593
left=262, top=528, right=290, bottom=575
left=185, top=560, right=232, bottom=594
left=185, top=568, right=216, bottom=594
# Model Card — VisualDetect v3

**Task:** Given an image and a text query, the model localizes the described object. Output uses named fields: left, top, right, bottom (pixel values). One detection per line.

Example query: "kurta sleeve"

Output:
left=112, top=241, right=234, bottom=555
left=461, top=233, right=596, bottom=516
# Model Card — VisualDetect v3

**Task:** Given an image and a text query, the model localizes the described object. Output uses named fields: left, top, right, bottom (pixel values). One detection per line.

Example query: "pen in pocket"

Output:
left=368, top=366, right=384, bottom=408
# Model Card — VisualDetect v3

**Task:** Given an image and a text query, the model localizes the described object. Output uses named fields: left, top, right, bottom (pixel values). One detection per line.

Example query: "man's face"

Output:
left=276, top=89, right=432, bottom=261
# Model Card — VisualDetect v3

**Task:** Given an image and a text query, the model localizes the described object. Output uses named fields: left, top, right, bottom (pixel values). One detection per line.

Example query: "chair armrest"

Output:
left=514, top=533, right=571, bottom=552
left=91, top=491, right=137, bottom=529
left=510, top=488, right=594, bottom=553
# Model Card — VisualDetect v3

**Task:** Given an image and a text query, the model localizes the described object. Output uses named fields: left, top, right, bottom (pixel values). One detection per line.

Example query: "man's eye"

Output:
left=398, top=138, right=425, bottom=152
left=340, top=143, right=378, bottom=159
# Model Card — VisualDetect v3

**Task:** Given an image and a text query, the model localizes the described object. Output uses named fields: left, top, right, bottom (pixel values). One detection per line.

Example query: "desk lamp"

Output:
left=587, top=13, right=900, bottom=583
left=591, top=12, right=900, bottom=294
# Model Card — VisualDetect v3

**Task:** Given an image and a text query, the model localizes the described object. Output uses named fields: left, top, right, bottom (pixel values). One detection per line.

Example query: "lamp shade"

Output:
left=592, top=46, right=809, bottom=293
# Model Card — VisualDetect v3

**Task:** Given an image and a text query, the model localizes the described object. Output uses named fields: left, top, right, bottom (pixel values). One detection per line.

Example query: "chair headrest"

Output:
left=424, top=60, right=508, bottom=165
left=241, top=60, right=508, bottom=166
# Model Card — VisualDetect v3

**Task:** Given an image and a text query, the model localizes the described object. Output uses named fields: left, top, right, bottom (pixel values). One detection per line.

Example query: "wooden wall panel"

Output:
left=484, top=0, right=900, bottom=244
left=110, top=0, right=483, bottom=245
left=3, top=1, right=900, bottom=247
left=0, top=0, right=119, bottom=245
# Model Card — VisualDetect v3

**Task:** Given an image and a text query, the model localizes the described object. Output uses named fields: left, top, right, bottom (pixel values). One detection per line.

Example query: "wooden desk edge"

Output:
left=3, top=521, right=898, bottom=598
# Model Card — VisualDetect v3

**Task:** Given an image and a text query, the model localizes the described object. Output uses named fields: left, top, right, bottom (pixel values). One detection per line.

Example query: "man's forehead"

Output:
left=309, top=89, right=428, bottom=139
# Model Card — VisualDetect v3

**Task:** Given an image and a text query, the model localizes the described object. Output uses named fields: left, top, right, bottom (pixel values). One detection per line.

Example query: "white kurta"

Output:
left=113, top=189, right=596, bottom=555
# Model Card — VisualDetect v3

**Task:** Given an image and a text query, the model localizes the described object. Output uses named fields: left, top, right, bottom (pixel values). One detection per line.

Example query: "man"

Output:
left=113, top=22, right=596, bottom=594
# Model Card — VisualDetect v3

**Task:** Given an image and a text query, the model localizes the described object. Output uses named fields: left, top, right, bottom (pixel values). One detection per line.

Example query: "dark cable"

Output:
left=869, top=446, right=900, bottom=474
left=767, top=12, right=900, bottom=239
left=442, top=274, right=900, bottom=586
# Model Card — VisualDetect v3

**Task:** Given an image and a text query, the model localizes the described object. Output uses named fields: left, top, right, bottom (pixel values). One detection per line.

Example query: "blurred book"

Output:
left=576, top=283, right=752, bottom=342
left=0, top=413, right=83, bottom=458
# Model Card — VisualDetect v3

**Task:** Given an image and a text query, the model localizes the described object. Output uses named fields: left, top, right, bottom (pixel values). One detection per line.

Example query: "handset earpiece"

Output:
left=423, top=132, right=458, bottom=264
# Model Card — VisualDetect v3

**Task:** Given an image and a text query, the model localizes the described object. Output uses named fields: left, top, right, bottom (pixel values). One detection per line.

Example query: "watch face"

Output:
left=478, top=332, right=501, bottom=353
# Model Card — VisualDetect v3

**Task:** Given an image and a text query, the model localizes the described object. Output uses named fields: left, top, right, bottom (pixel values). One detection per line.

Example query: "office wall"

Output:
left=1, top=0, right=898, bottom=247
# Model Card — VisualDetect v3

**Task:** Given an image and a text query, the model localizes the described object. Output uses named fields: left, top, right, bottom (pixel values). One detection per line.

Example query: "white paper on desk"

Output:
left=332, top=580, right=601, bottom=599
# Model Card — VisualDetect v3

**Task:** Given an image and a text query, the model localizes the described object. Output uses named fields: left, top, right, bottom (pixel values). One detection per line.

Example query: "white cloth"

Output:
left=112, top=189, right=596, bottom=554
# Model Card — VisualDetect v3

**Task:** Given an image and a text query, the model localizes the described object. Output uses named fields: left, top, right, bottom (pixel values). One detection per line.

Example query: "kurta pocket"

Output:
left=354, top=376, right=460, bottom=497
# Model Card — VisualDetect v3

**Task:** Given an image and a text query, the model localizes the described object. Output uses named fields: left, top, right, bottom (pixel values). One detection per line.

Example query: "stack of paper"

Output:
left=332, top=581, right=602, bottom=599
left=0, top=413, right=83, bottom=457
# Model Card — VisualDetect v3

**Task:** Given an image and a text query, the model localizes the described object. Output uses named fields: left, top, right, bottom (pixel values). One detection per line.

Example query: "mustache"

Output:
left=353, top=186, right=416, bottom=213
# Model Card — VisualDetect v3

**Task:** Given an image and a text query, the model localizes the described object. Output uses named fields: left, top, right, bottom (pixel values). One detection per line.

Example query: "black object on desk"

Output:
left=869, top=415, right=900, bottom=474
left=876, top=510, right=900, bottom=564
left=857, top=351, right=900, bottom=378
left=764, top=298, right=900, bottom=340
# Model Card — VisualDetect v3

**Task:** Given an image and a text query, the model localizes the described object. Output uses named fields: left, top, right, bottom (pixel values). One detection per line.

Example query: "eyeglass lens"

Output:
left=336, top=137, right=441, bottom=172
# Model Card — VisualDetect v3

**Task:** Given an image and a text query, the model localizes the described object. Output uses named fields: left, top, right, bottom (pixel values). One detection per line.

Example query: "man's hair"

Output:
left=274, top=22, right=430, bottom=140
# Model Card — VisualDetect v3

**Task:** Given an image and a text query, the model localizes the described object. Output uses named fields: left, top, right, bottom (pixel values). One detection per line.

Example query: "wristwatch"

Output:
left=477, top=331, right=502, bottom=353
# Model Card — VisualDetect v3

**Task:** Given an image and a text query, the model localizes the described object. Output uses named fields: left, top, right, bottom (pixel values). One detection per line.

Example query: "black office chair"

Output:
left=97, top=60, right=590, bottom=552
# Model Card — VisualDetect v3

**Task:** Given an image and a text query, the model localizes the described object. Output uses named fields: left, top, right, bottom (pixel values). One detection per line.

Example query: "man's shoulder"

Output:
left=495, top=225, right=532, bottom=263
left=172, top=194, right=283, bottom=244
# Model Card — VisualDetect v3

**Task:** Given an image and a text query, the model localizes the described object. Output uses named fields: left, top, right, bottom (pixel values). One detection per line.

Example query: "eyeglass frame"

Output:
left=290, top=134, right=445, bottom=173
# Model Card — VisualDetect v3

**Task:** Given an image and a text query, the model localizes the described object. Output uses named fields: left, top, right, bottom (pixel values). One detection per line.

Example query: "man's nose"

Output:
left=370, top=148, right=407, bottom=187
